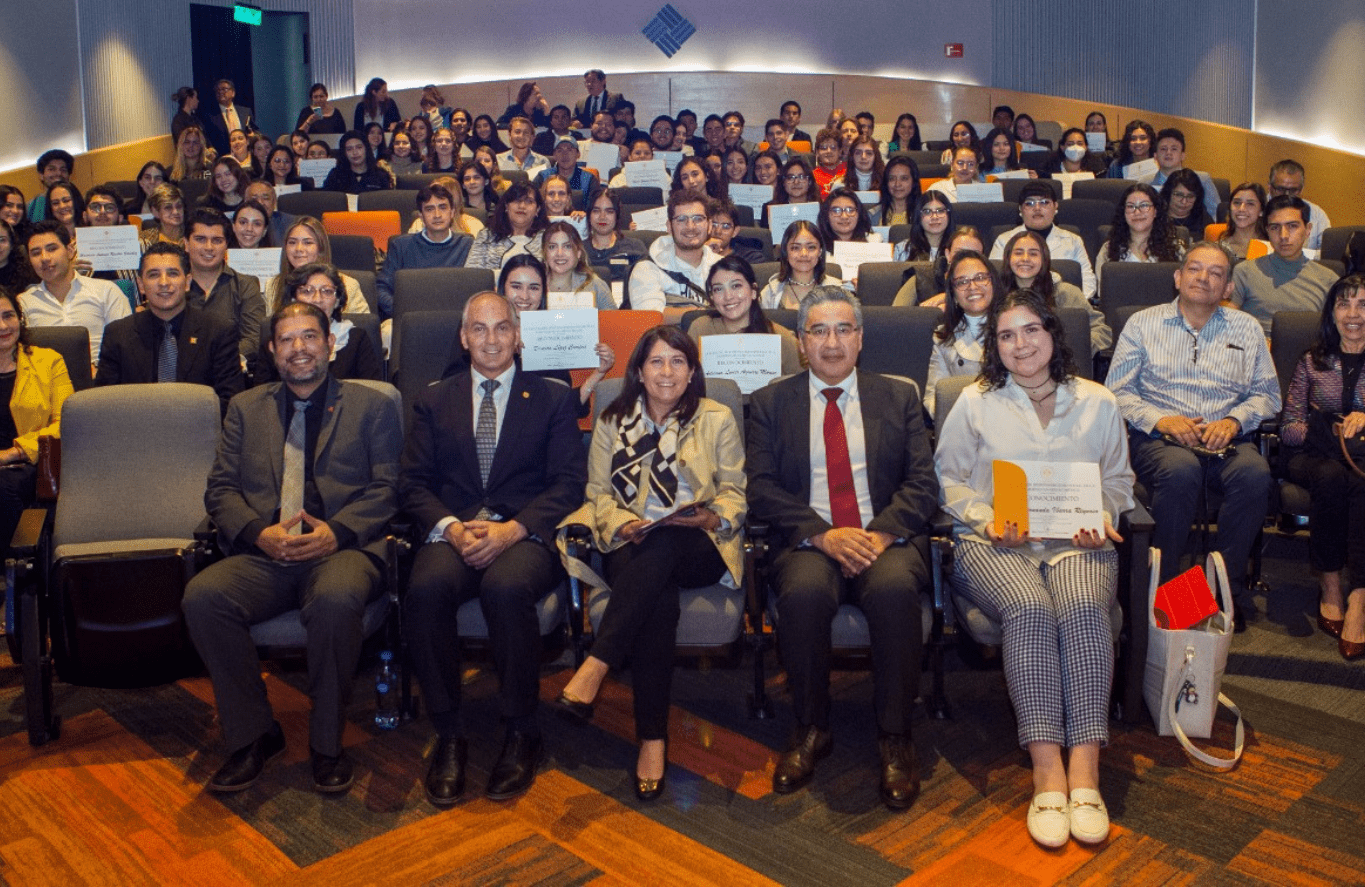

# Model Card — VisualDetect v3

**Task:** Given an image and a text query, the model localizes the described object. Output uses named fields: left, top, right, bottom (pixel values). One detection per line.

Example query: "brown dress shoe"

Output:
left=878, top=734, right=920, bottom=810
left=1340, top=637, right=1365, bottom=662
left=772, top=725, right=831, bottom=794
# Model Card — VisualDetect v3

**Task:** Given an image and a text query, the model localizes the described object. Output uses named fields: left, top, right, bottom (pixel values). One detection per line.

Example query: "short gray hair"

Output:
left=461, top=290, right=520, bottom=328
left=1183, top=240, right=1233, bottom=271
left=797, top=285, right=862, bottom=333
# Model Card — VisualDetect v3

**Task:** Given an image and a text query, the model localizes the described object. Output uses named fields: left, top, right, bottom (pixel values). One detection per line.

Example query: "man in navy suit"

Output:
left=202, top=79, right=256, bottom=157
left=746, top=287, right=938, bottom=811
left=400, top=291, right=587, bottom=806
left=95, top=242, right=243, bottom=415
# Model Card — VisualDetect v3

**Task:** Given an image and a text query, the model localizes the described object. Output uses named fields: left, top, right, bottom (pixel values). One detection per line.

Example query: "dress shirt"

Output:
left=20, top=275, right=131, bottom=367
left=807, top=372, right=874, bottom=529
left=1105, top=299, right=1281, bottom=436
left=428, top=363, right=517, bottom=541
left=495, top=149, right=549, bottom=174
left=935, top=376, right=1135, bottom=565
left=989, top=224, right=1098, bottom=303
left=220, top=105, right=241, bottom=132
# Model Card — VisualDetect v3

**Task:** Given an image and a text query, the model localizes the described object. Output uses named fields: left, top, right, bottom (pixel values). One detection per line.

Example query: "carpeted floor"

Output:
left=0, top=534, right=1363, bottom=885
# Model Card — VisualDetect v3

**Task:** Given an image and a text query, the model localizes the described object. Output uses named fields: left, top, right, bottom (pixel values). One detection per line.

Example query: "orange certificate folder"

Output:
left=991, top=460, right=1103, bottom=540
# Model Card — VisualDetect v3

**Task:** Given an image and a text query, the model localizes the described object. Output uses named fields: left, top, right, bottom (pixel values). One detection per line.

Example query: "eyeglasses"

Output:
left=87, top=203, right=119, bottom=215
left=920, top=207, right=948, bottom=217
left=1022, top=198, right=1053, bottom=208
left=784, top=173, right=811, bottom=182
left=671, top=214, right=707, bottom=225
left=951, top=273, right=992, bottom=290
left=297, top=286, right=338, bottom=299
left=803, top=323, right=858, bottom=339
left=828, top=206, right=858, bottom=217
left=1124, top=202, right=1155, bottom=213
left=711, top=221, right=734, bottom=231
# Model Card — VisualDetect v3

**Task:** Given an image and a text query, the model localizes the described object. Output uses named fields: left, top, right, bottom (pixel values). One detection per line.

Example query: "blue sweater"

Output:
left=376, top=231, right=474, bottom=319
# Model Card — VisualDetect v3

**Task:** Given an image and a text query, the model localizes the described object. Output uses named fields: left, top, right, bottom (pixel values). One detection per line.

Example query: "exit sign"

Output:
left=233, top=3, right=262, bottom=25
left=945, top=43, right=963, bottom=58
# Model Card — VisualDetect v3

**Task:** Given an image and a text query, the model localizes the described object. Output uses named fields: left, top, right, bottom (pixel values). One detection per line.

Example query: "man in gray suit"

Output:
left=746, top=287, right=938, bottom=811
left=183, top=302, right=402, bottom=795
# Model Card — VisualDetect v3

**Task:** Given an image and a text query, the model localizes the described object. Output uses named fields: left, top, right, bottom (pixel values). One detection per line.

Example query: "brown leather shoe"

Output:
left=878, top=734, right=920, bottom=810
left=1318, top=613, right=1345, bottom=639
left=1340, top=637, right=1365, bottom=662
left=772, top=725, right=831, bottom=794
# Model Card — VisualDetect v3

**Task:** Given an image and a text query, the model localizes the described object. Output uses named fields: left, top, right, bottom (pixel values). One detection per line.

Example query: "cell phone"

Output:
left=312, top=107, right=323, bottom=118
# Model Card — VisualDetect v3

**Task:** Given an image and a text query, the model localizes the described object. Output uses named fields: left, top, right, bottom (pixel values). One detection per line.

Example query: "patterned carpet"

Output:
left=0, top=537, right=1363, bottom=886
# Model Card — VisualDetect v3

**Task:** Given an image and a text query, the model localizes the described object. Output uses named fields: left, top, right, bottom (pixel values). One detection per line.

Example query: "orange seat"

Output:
left=321, top=210, right=401, bottom=250
left=570, top=309, right=664, bottom=430
left=920, top=177, right=945, bottom=190
left=1246, top=239, right=1270, bottom=259
left=1204, top=223, right=1228, bottom=241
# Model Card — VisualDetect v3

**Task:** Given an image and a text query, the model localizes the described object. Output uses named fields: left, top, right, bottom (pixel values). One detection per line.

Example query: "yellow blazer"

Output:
left=561, top=397, right=747, bottom=586
left=11, top=346, right=73, bottom=462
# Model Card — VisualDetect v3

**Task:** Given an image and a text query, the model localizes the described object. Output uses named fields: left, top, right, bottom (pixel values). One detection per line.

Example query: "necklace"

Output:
left=1016, top=376, right=1052, bottom=391
left=1028, top=387, right=1056, bottom=404
left=1015, top=376, right=1056, bottom=404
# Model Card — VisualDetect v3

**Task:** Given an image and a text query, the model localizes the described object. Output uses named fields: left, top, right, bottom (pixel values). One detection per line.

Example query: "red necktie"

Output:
left=822, top=388, right=861, bottom=529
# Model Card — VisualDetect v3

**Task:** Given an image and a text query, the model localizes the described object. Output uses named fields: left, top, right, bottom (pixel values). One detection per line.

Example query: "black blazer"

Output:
left=745, top=370, right=939, bottom=552
left=202, top=104, right=255, bottom=156
left=94, top=306, right=244, bottom=416
left=400, top=369, right=587, bottom=541
left=573, top=92, right=625, bottom=127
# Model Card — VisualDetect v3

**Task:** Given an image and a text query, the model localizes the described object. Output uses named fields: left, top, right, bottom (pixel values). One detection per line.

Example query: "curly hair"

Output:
left=1105, top=183, right=1182, bottom=263
left=979, top=289, right=1078, bottom=390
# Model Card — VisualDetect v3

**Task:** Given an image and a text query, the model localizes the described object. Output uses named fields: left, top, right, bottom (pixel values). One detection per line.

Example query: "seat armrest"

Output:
left=929, top=508, right=954, bottom=538
left=563, top=523, right=592, bottom=555
left=193, top=515, right=216, bottom=546
left=1118, top=502, right=1154, bottom=536
left=9, top=508, right=48, bottom=557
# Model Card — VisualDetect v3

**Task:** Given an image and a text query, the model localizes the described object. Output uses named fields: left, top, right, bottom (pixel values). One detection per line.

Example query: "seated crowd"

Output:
left=1, top=73, right=1362, bottom=852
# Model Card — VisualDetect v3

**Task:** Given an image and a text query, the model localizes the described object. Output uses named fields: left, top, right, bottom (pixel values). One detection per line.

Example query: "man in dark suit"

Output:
left=182, top=301, right=401, bottom=795
left=202, top=79, right=256, bottom=157
left=95, top=242, right=243, bottom=415
left=746, top=287, right=938, bottom=811
left=400, top=291, right=586, bottom=806
left=572, top=69, right=624, bottom=129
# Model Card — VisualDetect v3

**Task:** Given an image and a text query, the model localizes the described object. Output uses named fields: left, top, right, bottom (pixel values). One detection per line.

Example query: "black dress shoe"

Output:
left=634, top=740, right=668, bottom=802
left=1233, top=608, right=1247, bottom=633
left=425, top=737, right=468, bottom=807
left=878, top=734, right=920, bottom=810
left=772, top=725, right=831, bottom=794
left=553, top=691, right=595, bottom=724
left=486, top=731, right=543, bottom=800
left=311, top=748, right=354, bottom=794
left=208, top=722, right=286, bottom=793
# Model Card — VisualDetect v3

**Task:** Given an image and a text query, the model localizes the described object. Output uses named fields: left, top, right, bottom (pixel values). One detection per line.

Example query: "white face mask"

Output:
left=1063, top=145, right=1087, bottom=162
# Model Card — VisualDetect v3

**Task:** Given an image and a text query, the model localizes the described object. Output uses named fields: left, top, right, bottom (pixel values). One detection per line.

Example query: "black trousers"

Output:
left=403, top=538, right=561, bottom=736
left=1288, top=453, right=1365, bottom=591
left=595, top=526, right=726, bottom=741
left=773, top=542, right=928, bottom=736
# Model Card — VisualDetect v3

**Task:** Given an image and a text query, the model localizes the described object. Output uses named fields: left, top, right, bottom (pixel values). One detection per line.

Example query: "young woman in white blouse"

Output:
left=759, top=221, right=842, bottom=309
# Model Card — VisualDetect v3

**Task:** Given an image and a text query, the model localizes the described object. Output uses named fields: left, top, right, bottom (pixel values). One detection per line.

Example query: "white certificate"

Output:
left=549, top=215, right=589, bottom=240
left=727, top=183, right=773, bottom=215
left=831, top=241, right=894, bottom=282
left=1085, top=132, right=1107, bottom=153
left=853, top=190, right=880, bottom=205
left=630, top=205, right=670, bottom=232
left=623, top=159, right=670, bottom=190
left=547, top=290, right=596, bottom=309
left=655, top=150, right=684, bottom=172
left=956, top=183, right=1005, bottom=203
left=992, top=169, right=1033, bottom=180
left=583, top=141, right=620, bottom=179
left=767, top=202, right=819, bottom=241
left=700, top=334, right=782, bottom=395
left=228, top=247, right=282, bottom=281
left=993, top=460, right=1103, bottom=540
left=75, top=225, right=141, bottom=272
left=519, top=308, right=600, bottom=371
left=274, top=184, right=301, bottom=197
left=1019, top=142, right=1050, bottom=153
left=1124, top=158, right=1158, bottom=181
left=345, top=193, right=359, bottom=213
left=298, top=159, right=332, bottom=188
left=1052, top=172, right=1095, bottom=200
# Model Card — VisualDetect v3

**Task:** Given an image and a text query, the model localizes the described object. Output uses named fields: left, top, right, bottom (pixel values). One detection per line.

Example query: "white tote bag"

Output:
left=1142, top=549, right=1245, bottom=769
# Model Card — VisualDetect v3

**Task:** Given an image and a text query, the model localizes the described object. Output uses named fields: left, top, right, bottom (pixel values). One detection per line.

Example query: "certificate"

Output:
left=993, top=460, right=1103, bottom=540
left=298, top=159, right=332, bottom=188
left=623, top=159, right=670, bottom=190
left=345, top=193, right=359, bottom=213
left=519, top=308, right=599, bottom=371
left=1124, top=158, right=1158, bottom=181
left=75, top=225, right=141, bottom=272
left=956, top=183, right=1005, bottom=203
left=1051, top=171, right=1095, bottom=200
left=228, top=247, right=282, bottom=282
left=583, top=141, right=620, bottom=179
left=630, top=205, right=670, bottom=232
left=274, top=184, right=301, bottom=197
left=767, top=202, right=819, bottom=241
left=992, top=169, right=1032, bottom=180
left=547, top=290, right=596, bottom=309
left=700, top=333, right=782, bottom=395
left=831, top=241, right=893, bottom=282
left=727, top=183, right=773, bottom=216
left=853, top=190, right=880, bottom=205
left=655, top=150, right=684, bottom=173
left=549, top=214, right=589, bottom=239
left=1085, top=132, right=1107, bottom=153
left=1018, top=142, right=1050, bottom=153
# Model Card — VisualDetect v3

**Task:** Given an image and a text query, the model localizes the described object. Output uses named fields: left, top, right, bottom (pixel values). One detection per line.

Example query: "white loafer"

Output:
left=1069, top=788, right=1110, bottom=844
left=1027, top=791, right=1070, bottom=848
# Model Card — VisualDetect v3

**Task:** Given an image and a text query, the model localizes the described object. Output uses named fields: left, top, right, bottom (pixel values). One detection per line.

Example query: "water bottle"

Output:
left=374, top=650, right=399, bottom=729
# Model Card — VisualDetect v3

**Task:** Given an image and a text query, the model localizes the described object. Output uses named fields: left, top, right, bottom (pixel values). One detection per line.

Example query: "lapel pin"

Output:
left=189, top=336, right=198, bottom=344
left=522, top=391, right=529, bottom=398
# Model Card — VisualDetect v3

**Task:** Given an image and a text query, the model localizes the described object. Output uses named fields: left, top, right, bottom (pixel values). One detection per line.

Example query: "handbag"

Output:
left=1142, top=549, right=1245, bottom=769
left=35, top=435, right=60, bottom=502
left=1336, top=419, right=1365, bottom=479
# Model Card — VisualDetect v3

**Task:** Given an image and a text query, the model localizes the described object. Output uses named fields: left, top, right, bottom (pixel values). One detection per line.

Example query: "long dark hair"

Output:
left=877, top=155, right=921, bottom=221
left=705, top=255, right=772, bottom=334
left=1223, top=182, right=1269, bottom=241
left=906, top=191, right=953, bottom=261
left=672, top=156, right=726, bottom=200
left=0, top=289, right=32, bottom=355
left=890, top=113, right=922, bottom=152
left=284, top=261, right=348, bottom=319
left=0, top=219, right=37, bottom=295
left=773, top=157, right=816, bottom=205
left=335, top=131, right=379, bottom=174
left=1310, top=274, right=1365, bottom=370
left=1116, top=120, right=1157, bottom=168
left=817, top=190, right=873, bottom=243
left=360, top=78, right=387, bottom=119
left=489, top=181, right=547, bottom=239
left=946, top=120, right=981, bottom=157
left=936, top=249, right=1000, bottom=344
left=1106, top=183, right=1182, bottom=262
left=603, top=325, right=706, bottom=425
left=999, top=229, right=1056, bottom=300
left=498, top=252, right=547, bottom=304
left=1161, top=168, right=1208, bottom=233
left=44, top=182, right=83, bottom=225
left=980, top=289, right=1077, bottom=390
left=841, top=135, right=885, bottom=190
left=777, top=220, right=827, bottom=284
left=982, top=127, right=1021, bottom=172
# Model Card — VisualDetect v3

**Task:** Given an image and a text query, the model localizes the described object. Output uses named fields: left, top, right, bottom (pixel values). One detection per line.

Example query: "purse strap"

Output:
left=1165, top=646, right=1245, bottom=769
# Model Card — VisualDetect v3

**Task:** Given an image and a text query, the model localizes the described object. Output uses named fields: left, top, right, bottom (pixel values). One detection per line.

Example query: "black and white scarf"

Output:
left=609, top=400, right=679, bottom=508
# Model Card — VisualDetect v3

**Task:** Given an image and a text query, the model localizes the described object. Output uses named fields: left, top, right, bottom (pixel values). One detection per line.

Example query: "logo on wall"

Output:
left=643, top=5, right=696, bottom=58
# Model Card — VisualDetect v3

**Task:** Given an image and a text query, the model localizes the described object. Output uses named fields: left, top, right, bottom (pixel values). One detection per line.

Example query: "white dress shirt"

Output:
left=20, top=275, right=131, bottom=367
left=807, top=371, right=874, bottom=529
left=428, top=363, right=517, bottom=540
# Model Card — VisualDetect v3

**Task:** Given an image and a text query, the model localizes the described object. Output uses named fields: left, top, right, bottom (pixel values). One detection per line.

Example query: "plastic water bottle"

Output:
left=374, top=650, right=399, bottom=729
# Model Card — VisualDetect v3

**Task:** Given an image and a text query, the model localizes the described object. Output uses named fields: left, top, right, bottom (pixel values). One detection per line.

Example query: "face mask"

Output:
left=1063, top=145, right=1086, bottom=162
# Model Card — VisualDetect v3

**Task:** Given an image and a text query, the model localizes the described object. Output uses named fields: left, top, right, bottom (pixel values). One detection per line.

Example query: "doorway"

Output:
left=190, top=5, right=311, bottom=143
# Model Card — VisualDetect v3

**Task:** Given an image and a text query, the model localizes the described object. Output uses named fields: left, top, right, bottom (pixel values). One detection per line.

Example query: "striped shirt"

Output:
left=1105, top=299, right=1281, bottom=435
